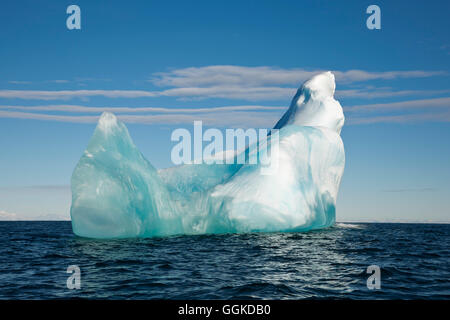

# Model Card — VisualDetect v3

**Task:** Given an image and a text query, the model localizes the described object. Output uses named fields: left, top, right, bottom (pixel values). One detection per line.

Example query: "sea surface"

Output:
left=0, top=221, right=448, bottom=299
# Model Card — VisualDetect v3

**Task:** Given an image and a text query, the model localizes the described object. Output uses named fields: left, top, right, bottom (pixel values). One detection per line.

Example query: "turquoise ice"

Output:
left=70, top=72, right=345, bottom=238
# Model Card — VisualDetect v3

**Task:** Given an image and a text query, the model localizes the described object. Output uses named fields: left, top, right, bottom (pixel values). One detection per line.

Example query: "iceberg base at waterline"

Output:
left=70, top=72, right=345, bottom=238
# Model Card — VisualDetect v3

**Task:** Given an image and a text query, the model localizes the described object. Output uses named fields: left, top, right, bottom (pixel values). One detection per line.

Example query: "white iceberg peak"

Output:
left=274, top=71, right=345, bottom=134
left=98, top=112, right=119, bottom=133
left=303, top=71, right=336, bottom=99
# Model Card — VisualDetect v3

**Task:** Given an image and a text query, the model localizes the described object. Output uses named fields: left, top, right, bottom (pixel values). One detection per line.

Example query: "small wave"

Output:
left=335, top=223, right=365, bottom=229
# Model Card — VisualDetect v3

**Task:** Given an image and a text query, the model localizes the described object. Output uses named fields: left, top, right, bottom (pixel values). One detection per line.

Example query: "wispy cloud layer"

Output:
left=346, top=97, right=450, bottom=124
left=0, top=210, right=19, bottom=220
left=381, top=187, right=436, bottom=193
left=151, top=66, right=446, bottom=87
left=337, top=88, right=450, bottom=99
left=347, top=111, right=450, bottom=125
left=345, top=97, right=450, bottom=112
left=0, top=90, right=159, bottom=100
left=0, top=87, right=295, bottom=101
left=0, top=104, right=285, bottom=113
left=0, top=210, right=69, bottom=221
left=0, top=109, right=281, bottom=127
left=1, top=65, right=447, bottom=101
left=0, top=96, right=449, bottom=126
left=1, top=87, right=448, bottom=101
left=1, top=65, right=448, bottom=126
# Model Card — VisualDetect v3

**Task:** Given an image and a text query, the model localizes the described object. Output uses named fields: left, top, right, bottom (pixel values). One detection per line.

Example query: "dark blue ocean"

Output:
left=0, top=221, right=448, bottom=299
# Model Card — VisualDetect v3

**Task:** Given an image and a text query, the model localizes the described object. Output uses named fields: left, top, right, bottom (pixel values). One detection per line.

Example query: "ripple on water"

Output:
left=0, top=221, right=448, bottom=299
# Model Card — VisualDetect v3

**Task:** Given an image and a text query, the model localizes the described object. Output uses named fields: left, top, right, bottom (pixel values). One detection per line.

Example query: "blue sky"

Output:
left=0, top=0, right=449, bottom=222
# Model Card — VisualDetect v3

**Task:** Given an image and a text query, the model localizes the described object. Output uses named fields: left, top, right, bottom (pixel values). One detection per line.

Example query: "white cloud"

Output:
left=8, top=80, right=32, bottom=85
left=0, top=185, right=71, bottom=191
left=345, top=97, right=450, bottom=124
left=1, top=86, right=446, bottom=101
left=0, top=210, right=70, bottom=221
left=0, top=110, right=99, bottom=123
left=0, top=89, right=159, bottom=100
left=345, top=97, right=450, bottom=112
left=333, top=70, right=446, bottom=83
left=152, top=66, right=318, bottom=87
left=337, top=89, right=450, bottom=99
left=151, top=65, right=446, bottom=87
left=0, top=109, right=281, bottom=128
left=32, top=213, right=70, bottom=221
left=0, top=104, right=285, bottom=113
left=0, top=87, right=294, bottom=101
left=347, top=111, right=450, bottom=125
left=2, top=66, right=446, bottom=101
left=47, top=80, right=70, bottom=84
left=159, top=85, right=295, bottom=100
left=0, top=210, right=20, bottom=220
left=1, top=97, right=450, bottom=126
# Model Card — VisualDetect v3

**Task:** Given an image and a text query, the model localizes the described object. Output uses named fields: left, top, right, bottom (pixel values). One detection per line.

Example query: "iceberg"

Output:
left=70, top=71, right=345, bottom=238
